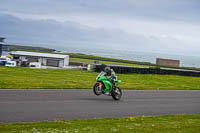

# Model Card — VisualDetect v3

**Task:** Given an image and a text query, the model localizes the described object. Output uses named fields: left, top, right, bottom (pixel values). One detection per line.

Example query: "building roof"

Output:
left=11, top=51, right=69, bottom=59
left=0, top=37, right=6, bottom=42
left=0, top=37, right=6, bottom=39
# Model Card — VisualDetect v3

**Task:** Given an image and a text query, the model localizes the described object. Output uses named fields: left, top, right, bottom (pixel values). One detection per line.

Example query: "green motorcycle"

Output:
left=93, top=71, right=122, bottom=100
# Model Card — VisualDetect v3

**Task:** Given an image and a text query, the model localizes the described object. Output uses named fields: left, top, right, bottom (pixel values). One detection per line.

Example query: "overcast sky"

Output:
left=0, top=0, right=200, bottom=55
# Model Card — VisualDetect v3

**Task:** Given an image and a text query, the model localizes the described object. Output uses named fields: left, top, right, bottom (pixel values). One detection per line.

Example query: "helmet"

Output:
left=104, top=66, right=111, bottom=74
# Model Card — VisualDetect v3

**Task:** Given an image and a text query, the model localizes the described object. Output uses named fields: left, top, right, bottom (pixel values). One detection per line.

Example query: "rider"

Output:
left=103, top=66, right=117, bottom=86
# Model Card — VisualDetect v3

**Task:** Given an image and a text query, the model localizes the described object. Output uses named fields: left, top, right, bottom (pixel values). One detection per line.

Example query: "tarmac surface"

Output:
left=0, top=89, right=200, bottom=122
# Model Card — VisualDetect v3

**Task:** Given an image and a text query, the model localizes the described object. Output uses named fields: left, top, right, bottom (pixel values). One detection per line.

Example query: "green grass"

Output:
left=0, top=114, right=200, bottom=133
left=0, top=66, right=200, bottom=90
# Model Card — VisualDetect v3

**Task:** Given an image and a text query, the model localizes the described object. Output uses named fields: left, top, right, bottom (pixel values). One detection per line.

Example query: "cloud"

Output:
left=1, top=0, right=200, bottom=22
left=0, top=14, right=149, bottom=48
left=0, top=0, right=200, bottom=55
left=1, top=14, right=199, bottom=55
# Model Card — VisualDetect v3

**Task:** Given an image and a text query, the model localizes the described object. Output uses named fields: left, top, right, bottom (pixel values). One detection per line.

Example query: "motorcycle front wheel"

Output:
left=93, top=82, right=103, bottom=96
left=111, top=87, right=122, bottom=100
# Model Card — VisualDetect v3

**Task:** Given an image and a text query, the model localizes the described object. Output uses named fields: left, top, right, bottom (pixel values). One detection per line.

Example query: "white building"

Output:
left=11, top=51, right=69, bottom=68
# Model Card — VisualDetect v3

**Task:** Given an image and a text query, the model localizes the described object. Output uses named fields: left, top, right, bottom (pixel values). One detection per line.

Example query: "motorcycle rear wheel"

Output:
left=111, top=87, right=122, bottom=100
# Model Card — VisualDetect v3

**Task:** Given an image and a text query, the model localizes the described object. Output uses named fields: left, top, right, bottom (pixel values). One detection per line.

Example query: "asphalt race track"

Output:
left=0, top=89, right=200, bottom=122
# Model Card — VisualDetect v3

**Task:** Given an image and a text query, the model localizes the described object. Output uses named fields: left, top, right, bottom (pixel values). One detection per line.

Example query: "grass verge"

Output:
left=0, top=66, right=200, bottom=90
left=0, top=114, right=200, bottom=133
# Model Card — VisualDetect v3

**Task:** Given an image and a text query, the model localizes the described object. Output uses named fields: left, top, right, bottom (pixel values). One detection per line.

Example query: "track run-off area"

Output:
left=0, top=89, right=199, bottom=122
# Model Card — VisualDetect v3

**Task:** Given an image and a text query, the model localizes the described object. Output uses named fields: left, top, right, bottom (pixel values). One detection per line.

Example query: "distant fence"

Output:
left=94, top=64, right=200, bottom=77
